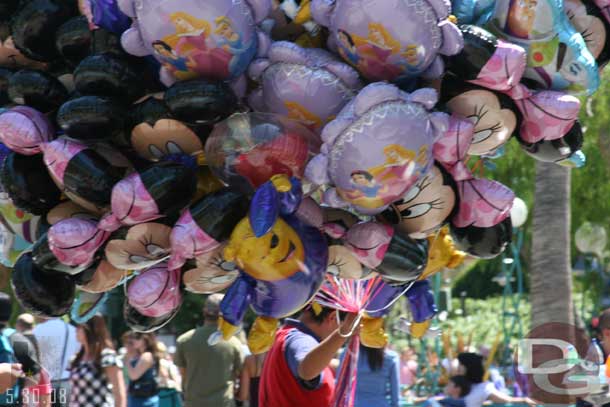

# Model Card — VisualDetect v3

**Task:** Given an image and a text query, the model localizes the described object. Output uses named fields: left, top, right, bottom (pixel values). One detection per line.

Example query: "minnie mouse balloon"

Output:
left=310, top=0, right=463, bottom=81
left=57, top=96, right=127, bottom=141
left=0, top=152, right=62, bottom=215
left=118, top=0, right=272, bottom=85
left=11, top=0, right=77, bottom=62
left=127, top=263, right=182, bottom=318
left=306, top=83, right=441, bottom=215
left=11, top=252, right=76, bottom=317
left=0, top=106, right=125, bottom=212
left=248, top=41, right=362, bottom=133
left=8, top=69, right=68, bottom=113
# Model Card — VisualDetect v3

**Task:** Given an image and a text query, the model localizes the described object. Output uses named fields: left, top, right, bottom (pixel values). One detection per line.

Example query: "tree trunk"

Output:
left=529, top=161, right=577, bottom=404
left=530, top=162, right=574, bottom=328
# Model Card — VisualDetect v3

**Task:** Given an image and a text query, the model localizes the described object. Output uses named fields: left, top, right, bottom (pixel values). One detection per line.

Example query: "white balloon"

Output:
left=576, top=222, right=607, bottom=255
left=510, top=197, right=528, bottom=228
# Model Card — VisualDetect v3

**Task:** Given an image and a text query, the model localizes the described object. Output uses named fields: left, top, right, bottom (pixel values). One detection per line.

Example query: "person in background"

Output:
left=237, top=352, right=266, bottom=407
left=175, top=294, right=243, bottom=407
left=258, top=303, right=359, bottom=407
left=347, top=344, right=400, bottom=407
left=0, top=363, right=23, bottom=393
left=478, top=346, right=507, bottom=393
left=417, top=375, right=471, bottom=407
left=457, top=353, right=534, bottom=407
left=126, top=333, right=160, bottom=407
left=15, top=314, right=39, bottom=361
left=156, top=342, right=181, bottom=407
left=34, top=317, right=80, bottom=407
left=119, top=332, right=133, bottom=387
left=400, top=348, right=418, bottom=387
left=69, top=315, right=126, bottom=407
left=0, top=293, right=48, bottom=407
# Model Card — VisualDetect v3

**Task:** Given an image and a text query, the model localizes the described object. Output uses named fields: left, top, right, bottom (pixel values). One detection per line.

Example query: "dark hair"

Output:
left=361, top=344, right=384, bottom=371
left=338, top=29, right=355, bottom=47
left=305, top=304, right=347, bottom=324
left=152, top=40, right=172, bottom=53
left=351, top=170, right=373, bottom=181
left=71, top=315, right=114, bottom=368
left=598, top=308, right=610, bottom=331
left=450, top=375, right=472, bottom=397
left=457, top=352, right=485, bottom=383
left=131, top=332, right=162, bottom=362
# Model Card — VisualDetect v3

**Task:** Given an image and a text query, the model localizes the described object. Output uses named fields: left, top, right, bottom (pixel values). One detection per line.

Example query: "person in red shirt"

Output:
left=259, top=303, right=359, bottom=407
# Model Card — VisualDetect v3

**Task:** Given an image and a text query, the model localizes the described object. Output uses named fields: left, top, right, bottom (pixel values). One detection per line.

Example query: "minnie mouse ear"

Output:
left=0, top=152, right=62, bottom=215
left=0, top=69, right=12, bottom=106
left=164, top=79, right=238, bottom=126
left=74, top=54, right=144, bottom=101
left=11, top=0, right=77, bottom=62
left=55, top=16, right=92, bottom=68
left=123, top=298, right=180, bottom=333
left=11, top=251, right=76, bottom=317
left=57, top=96, right=127, bottom=141
left=450, top=216, right=512, bottom=259
left=8, top=69, right=69, bottom=113
left=518, top=121, right=583, bottom=164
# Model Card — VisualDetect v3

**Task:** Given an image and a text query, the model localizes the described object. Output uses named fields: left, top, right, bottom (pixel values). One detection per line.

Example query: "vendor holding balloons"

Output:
left=258, top=303, right=359, bottom=407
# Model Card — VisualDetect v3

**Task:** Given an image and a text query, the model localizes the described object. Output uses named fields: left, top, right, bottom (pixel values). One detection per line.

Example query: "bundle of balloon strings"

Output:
left=314, top=274, right=413, bottom=407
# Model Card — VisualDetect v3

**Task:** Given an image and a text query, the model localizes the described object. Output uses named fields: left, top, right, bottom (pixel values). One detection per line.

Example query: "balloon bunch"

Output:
left=0, top=0, right=600, bottom=342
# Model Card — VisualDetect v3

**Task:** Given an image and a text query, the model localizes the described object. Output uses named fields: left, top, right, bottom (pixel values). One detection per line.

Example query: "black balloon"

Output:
left=57, top=96, right=127, bottom=141
left=8, top=69, right=68, bottom=112
left=450, top=217, right=513, bottom=259
left=164, top=79, right=238, bottom=126
left=0, top=0, right=19, bottom=22
left=445, top=24, right=498, bottom=80
left=0, top=68, right=12, bottom=106
left=0, top=152, right=61, bottom=215
left=31, top=233, right=96, bottom=275
left=55, top=16, right=92, bottom=68
left=123, top=300, right=180, bottom=333
left=11, top=0, right=77, bottom=61
left=70, top=264, right=98, bottom=286
left=74, top=54, right=144, bottom=101
left=63, top=148, right=125, bottom=209
left=518, top=121, right=583, bottom=164
left=140, top=160, right=198, bottom=218
left=11, top=252, right=76, bottom=317
left=377, top=232, right=429, bottom=283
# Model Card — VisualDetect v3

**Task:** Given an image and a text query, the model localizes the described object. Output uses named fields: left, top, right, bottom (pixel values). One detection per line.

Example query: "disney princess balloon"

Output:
left=118, top=0, right=272, bottom=86
left=310, top=0, right=463, bottom=81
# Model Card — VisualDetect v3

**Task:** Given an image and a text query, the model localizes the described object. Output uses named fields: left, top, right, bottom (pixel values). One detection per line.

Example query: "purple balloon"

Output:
left=220, top=213, right=328, bottom=327
left=90, top=0, right=131, bottom=33
left=118, top=0, right=272, bottom=85
left=407, top=279, right=437, bottom=322
left=310, top=0, right=463, bottom=81
left=306, top=83, right=443, bottom=215
left=248, top=41, right=362, bottom=133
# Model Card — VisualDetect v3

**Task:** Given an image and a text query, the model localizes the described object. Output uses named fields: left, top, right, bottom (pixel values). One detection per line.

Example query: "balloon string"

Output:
left=336, top=311, right=363, bottom=338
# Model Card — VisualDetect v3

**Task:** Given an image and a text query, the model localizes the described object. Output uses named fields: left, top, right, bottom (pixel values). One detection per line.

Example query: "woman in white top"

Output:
left=457, top=353, right=535, bottom=407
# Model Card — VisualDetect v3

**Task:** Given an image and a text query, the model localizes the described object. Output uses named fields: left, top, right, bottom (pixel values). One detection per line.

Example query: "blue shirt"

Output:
left=283, top=319, right=325, bottom=390
left=341, top=349, right=400, bottom=407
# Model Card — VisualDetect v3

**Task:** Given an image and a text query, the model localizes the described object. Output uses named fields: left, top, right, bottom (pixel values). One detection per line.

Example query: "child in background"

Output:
left=418, top=375, right=471, bottom=407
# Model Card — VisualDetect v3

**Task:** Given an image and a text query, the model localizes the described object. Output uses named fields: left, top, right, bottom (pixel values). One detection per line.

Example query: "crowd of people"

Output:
left=0, top=291, right=541, bottom=407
